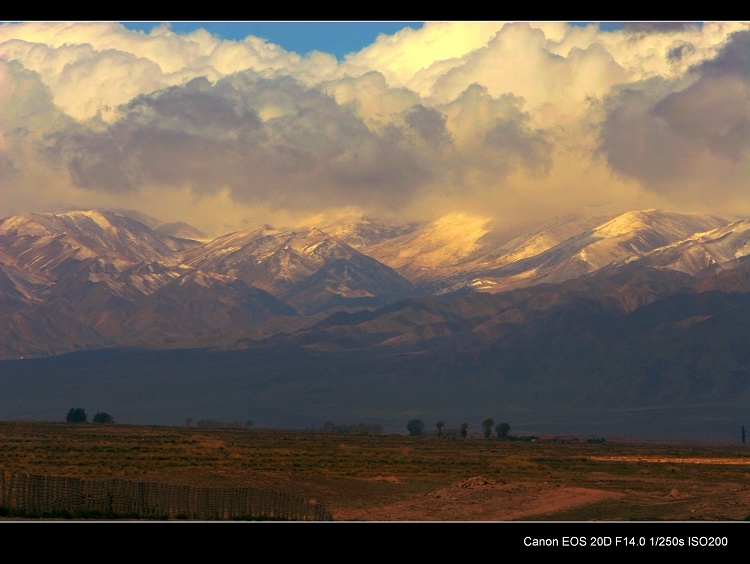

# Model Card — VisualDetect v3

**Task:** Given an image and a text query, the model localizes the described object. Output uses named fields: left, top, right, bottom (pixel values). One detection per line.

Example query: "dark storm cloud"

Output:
left=124, top=76, right=265, bottom=134
left=666, top=42, right=695, bottom=63
left=440, top=84, right=555, bottom=181
left=0, top=60, right=66, bottom=133
left=403, top=104, right=451, bottom=146
left=623, top=22, right=699, bottom=34
left=599, top=30, right=750, bottom=197
left=36, top=70, right=432, bottom=212
left=693, top=29, right=750, bottom=77
left=0, top=153, right=16, bottom=179
left=652, top=74, right=750, bottom=162
left=599, top=82, right=688, bottom=185
left=484, top=118, right=552, bottom=174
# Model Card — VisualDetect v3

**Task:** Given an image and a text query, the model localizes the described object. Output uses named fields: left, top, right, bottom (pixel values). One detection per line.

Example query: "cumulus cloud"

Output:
left=599, top=30, right=750, bottom=212
left=38, top=71, right=434, bottom=212
left=321, top=71, right=423, bottom=132
left=438, top=83, right=553, bottom=178
left=0, top=22, right=338, bottom=122
left=403, top=104, right=451, bottom=146
left=3, top=21, right=750, bottom=234
left=622, top=22, right=701, bottom=34
left=340, top=21, right=506, bottom=91
left=0, top=58, right=83, bottom=213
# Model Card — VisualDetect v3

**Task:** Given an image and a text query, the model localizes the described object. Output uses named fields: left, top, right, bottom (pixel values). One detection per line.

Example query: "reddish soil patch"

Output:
left=332, top=476, right=622, bottom=521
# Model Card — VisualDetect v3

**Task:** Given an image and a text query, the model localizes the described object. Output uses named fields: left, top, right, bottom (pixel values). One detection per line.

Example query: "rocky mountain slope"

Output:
left=0, top=207, right=744, bottom=359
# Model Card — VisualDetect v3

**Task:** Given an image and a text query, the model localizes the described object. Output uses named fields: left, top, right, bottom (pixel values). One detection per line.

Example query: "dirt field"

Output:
left=1, top=422, right=749, bottom=522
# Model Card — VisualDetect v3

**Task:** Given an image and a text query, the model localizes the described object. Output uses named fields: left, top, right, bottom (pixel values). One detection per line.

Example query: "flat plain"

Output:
left=1, top=421, right=749, bottom=521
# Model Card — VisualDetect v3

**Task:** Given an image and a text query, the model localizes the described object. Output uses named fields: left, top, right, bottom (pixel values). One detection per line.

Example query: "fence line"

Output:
left=0, top=468, right=333, bottom=521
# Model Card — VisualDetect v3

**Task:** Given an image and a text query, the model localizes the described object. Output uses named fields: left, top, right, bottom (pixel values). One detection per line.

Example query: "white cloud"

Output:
left=3, top=21, right=750, bottom=232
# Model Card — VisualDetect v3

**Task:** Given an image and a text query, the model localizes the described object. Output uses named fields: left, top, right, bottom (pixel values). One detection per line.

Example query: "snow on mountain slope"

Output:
left=311, top=214, right=422, bottom=249
left=0, top=210, right=196, bottom=279
left=184, top=226, right=357, bottom=292
left=0, top=210, right=207, bottom=312
left=365, top=212, right=495, bottom=281
left=475, top=212, right=616, bottom=264
left=631, top=218, right=750, bottom=274
left=314, top=209, right=730, bottom=295
left=184, top=224, right=414, bottom=306
left=465, top=209, right=730, bottom=292
left=183, top=224, right=285, bottom=270
left=542, top=209, right=728, bottom=272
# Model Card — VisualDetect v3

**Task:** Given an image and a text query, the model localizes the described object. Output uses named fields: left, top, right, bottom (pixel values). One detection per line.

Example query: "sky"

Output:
left=1, top=21, right=749, bottom=236
left=120, top=22, right=426, bottom=61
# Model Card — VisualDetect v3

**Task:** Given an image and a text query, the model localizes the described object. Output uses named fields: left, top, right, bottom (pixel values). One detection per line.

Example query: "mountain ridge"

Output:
left=0, top=206, right=744, bottom=359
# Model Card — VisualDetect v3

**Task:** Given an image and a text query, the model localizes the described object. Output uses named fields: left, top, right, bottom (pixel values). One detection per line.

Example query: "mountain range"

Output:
left=2, top=207, right=750, bottom=441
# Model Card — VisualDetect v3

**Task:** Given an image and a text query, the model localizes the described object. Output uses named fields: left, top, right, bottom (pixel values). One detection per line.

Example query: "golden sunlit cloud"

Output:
left=2, top=21, right=750, bottom=234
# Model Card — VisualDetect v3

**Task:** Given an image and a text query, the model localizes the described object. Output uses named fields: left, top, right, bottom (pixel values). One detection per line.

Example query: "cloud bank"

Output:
left=2, top=21, right=750, bottom=235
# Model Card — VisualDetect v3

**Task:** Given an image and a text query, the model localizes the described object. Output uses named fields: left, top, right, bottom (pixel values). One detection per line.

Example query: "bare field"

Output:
left=1, top=421, right=750, bottom=521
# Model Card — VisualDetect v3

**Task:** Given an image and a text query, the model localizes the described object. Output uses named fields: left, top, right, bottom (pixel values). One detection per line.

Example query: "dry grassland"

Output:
left=1, top=421, right=750, bottom=521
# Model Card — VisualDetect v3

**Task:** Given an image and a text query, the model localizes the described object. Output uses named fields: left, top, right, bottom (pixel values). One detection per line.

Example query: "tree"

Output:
left=407, top=418, right=425, bottom=437
left=496, top=422, right=510, bottom=440
left=92, top=412, right=114, bottom=424
left=436, top=421, right=445, bottom=437
left=743, top=425, right=746, bottom=445
left=66, top=408, right=87, bottom=423
left=460, top=422, right=468, bottom=440
left=245, top=420, right=254, bottom=429
left=482, top=418, right=495, bottom=439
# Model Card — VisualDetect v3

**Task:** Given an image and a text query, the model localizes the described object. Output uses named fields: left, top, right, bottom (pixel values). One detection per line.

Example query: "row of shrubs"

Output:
left=65, top=408, right=113, bottom=424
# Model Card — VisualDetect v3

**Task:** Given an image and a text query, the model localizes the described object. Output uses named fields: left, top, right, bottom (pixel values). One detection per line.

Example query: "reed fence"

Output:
left=0, top=468, right=333, bottom=521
